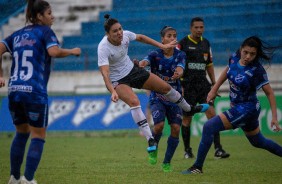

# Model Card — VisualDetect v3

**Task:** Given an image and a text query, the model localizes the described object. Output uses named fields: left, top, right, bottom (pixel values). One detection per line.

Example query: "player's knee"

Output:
left=202, top=116, right=224, bottom=135
left=128, top=98, right=140, bottom=107
left=170, top=124, right=180, bottom=136
left=202, top=120, right=214, bottom=135
left=159, top=83, right=172, bottom=94
left=154, top=122, right=164, bottom=134
left=247, top=133, right=265, bottom=148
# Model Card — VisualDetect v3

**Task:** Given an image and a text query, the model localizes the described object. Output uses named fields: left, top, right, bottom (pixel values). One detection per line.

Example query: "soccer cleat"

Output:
left=20, top=176, right=37, bottom=184
left=181, top=166, right=203, bottom=174
left=187, top=103, right=210, bottom=116
left=214, top=148, right=230, bottom=159
left=147, top=138, right=157, bottom=153
left=162, top=163, right=172, bottom=172
left=148, top=149, right=158, bottom=165
left=184, top=148, right=194, bottom=159
left=8, top=175, right=21, bottom=184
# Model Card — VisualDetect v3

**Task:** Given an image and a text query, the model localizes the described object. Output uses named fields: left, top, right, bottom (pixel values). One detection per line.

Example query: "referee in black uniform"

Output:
left=177, top=17, right=230, bottom=159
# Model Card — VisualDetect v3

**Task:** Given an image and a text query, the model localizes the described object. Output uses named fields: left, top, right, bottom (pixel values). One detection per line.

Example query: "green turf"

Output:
left=0, top=131, right=281, bottom=184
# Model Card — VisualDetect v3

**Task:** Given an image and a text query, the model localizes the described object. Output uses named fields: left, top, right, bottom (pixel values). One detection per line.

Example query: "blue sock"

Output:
left=194, top=116, right=225, bottom=168
left=153, top=132, right=162, bottom=145
left=163, top=136, right=179, bottom=164
left=10, top=132, right=30, bottom=180
left=247, top=132, right=282, bottom=157
left=24, top=138, right=45, bottom=181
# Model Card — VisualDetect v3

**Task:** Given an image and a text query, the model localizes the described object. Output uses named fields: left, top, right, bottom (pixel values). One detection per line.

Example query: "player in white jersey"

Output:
left=97, top=14, right=209, bottom=157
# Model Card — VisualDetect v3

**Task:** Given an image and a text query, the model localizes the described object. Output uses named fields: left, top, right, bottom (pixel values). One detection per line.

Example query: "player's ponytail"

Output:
left=104, top=14, right=119, bottom=33
left=241, top=36, right=279, bottom=65
left=26, top=0, right=50, bottom=24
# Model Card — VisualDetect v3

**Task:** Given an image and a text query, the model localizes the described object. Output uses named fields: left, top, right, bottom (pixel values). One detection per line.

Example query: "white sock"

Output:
left=164, top=88, right=191, bottom=112
left=131, top=106, right=153, bottom=141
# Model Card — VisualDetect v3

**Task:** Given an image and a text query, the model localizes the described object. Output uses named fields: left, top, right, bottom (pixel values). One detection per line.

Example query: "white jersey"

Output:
left=97, top=30, right=136, bottom=81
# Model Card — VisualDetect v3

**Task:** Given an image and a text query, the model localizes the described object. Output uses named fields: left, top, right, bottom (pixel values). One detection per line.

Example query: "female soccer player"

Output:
left=0, top=0, right=81, bottom=183
left=182, top=36, right=282, bottom=174
left=97, top=14, right=209, bottom=156
left=139, top=26, right=188, bottom=172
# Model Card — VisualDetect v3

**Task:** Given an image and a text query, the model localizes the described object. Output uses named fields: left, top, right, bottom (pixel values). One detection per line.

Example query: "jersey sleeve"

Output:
left=143, top=50, right=158, bottom=65
left=1, top=35, right=14, bottom=53
left=176, top=50, right=186, bottom=69
left=43, top=27, right=59, bottom=49
left=253, top=64, right=269, bottom=90
left=206, top=46, right=213, bottom=66
left=97, top=44, right=110, bottom=66
left=123, top=30, right=136, bottom=41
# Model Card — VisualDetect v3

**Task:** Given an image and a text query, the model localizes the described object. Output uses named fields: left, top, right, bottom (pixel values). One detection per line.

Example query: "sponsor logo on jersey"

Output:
left=245, top=70, right=253, bottom=77
left=188, top=63, right=206, bottom=70
left=235, top=74, right=245, bottom=83
left=8, top=85, right=33, bottom=93
left=230, top=91, right=237, bottom=98
left=229, top=81, right=240, bottom=91
left=14, top=34, right=36, bottom=48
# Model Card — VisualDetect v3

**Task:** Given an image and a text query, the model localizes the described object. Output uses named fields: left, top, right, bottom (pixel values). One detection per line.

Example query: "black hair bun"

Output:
left=104, top=14, right=110, bottom=19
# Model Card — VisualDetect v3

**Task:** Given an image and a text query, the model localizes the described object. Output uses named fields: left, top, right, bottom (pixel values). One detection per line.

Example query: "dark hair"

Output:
left=240, top=36, right=278, bottom=64
left=104, top=14, right=119, bottom=33
left=190, top=17, right=204, bottom=27
left=160, top=26, right=176, bottom=37
left=26, top=0, right=50, bottom=24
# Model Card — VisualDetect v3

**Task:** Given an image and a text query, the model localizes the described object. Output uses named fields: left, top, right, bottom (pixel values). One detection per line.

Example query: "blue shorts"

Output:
left=9, top=101, right=49, bottom=128
left=150, top=98, right=182, bottom=126
left=223, top=101, right=260, bottom=132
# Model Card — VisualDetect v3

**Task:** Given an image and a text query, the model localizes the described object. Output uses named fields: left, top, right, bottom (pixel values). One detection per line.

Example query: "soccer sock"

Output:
left=163, top=136, right=179, bottom=163
left=246, top=132, right=282, bottom=157
left=164, top=88, right=191, bottom=112
left=194, top=116, right=225, bottom=168
left=181, top=125, right=191, bottom=152
left=24, top=138, right=45, bottom=181
left=10, top=132, right=30, bottom=180
left=213, top=132, right=222, bottom=150
left=153, top=132, right=162, bottom=145
left=130, top=106, right=153, bottom=141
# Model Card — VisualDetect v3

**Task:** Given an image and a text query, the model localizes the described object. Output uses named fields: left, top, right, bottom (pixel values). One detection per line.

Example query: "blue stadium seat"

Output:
left=53, top=0, right=282, bottom=70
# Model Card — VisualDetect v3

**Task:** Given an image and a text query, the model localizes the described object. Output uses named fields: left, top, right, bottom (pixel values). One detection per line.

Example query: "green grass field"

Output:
left=0, top=131, right=282, bottom=184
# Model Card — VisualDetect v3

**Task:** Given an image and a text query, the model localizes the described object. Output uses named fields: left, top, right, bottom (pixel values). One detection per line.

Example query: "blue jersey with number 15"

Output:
left=1, top=24, right=59, bottom=104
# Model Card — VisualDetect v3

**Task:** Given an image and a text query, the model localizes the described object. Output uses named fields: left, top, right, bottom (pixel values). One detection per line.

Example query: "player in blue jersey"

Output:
left=98, top=14, right=209, bottom=158
left=139, top=26, right=202, bottom=172
left=182, top=36, right=282, bottom=174
left=0, top=0, right=81, bottom=183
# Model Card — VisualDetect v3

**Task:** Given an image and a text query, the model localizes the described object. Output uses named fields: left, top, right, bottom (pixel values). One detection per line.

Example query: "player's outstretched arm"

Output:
left=135, top=34, right=177, bottom=50
left=48, top=46, right=81, bottom=58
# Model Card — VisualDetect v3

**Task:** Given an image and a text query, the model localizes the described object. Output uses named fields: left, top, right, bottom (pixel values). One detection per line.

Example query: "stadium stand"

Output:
left=55, top=0, right=282, bottom=71
left=0, top=0, right=282, bottom=71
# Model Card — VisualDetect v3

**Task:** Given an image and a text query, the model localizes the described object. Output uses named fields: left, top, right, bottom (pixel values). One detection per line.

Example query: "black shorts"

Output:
left=182, top=78, right=212, bottom=106
left=112, top=65, right=150, bottom=89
